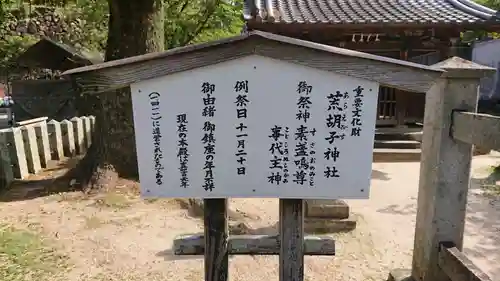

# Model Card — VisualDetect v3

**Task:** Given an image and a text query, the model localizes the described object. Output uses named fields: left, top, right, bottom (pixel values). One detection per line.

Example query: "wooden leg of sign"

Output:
left=204, top=198, right=229, bottom=281
left=279, top=199, right=305, bottom=281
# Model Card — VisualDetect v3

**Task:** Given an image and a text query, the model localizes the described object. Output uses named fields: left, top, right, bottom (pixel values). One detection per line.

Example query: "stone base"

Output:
left=373, top=148, right=421, bottom=162
left=388, top=269, right=414, bottom=281
left=473, top=146, right=491, bottom=156
left=305, top=199, right=349, bottom=219
left=372, top=146, right=490, bottom=164
left=304, top=217, right=357, bottom=234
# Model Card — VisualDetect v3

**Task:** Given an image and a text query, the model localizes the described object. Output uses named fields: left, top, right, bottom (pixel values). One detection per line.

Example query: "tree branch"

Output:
left=179, top=0, right=190, bottom=13
left=180, top=0, right=221, bottom=46
left=165, top=0, right=189, bottom=13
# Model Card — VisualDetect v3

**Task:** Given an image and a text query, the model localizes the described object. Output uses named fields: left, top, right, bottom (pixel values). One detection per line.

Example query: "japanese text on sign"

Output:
left=131, top=56, right=378, bottom=199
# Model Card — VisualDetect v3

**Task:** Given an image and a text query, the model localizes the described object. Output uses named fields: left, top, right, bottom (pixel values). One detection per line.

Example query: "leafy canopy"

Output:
left=0, top=0, right=243, bottom=75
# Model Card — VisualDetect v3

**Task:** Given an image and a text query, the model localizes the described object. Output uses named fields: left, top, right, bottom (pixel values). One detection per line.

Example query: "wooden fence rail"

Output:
left=0, top=115, right=95, bottom=187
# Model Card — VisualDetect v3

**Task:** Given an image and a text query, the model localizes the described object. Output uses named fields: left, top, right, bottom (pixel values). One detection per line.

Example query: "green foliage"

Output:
left=164, top=0, right=244, bottom=49
left=475, top=0, right=500, bottom=9
left=0, top=0, right=243, bottom=75
left=192, top=0, right=244, bottom=44
left=463, top=0, right=500, bottom=42
left=0, top=224, right=70, bottom=281
left=0, top=2, right=36, bottom=74
left=0, top=34, right=38, bottom=71
left=476, top=0, right=500, bottom=40
left=0, top=0, right=109, bottom=75
left=0, top=0, right=15, bottom=21
left=62, top=0, right=108, bottom=52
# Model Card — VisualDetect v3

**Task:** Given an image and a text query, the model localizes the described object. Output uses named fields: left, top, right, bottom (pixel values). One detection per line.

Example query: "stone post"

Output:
left=60, top=120, right=75, bottom=157
left=34, top=121, right=51, bottom=168
left=390, top=58, right=495, bottom=281
left=21, top=125, right=42, bottom=174
left=47, top=120, right=64, bottom=160
left=71, top=117, right=85, bottom=154
left=81, top=116, right=92, bottom=148
left=0, top=128, right=29, bottom=180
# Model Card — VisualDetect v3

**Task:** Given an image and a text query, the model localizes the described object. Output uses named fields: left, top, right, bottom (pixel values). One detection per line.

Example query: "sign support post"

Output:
left=204, top=198, right=307, bottom=281
left=280, top=199, right=305, bottom=281
left=204, top=198, right=229, bottom=281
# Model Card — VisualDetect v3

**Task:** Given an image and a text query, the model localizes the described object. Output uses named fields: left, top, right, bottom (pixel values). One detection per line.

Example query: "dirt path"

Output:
left=0, top=155, right=499, bottom=281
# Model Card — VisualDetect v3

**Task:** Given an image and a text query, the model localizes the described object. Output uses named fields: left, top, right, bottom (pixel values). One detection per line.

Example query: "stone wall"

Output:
left=4, top=6, right=83, bottom=44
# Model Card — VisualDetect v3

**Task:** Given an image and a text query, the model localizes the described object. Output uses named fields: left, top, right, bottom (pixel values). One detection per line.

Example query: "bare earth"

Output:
left=0, top=154, right=499, bottom=281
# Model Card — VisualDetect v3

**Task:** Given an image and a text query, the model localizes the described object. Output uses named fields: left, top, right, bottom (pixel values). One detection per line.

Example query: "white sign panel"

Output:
left=131, top=55, right=378, bottom=199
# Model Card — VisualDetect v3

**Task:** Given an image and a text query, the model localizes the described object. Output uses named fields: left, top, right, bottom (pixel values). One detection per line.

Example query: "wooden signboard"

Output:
left=61, top=31, right=441, bottom=281
left=130, top=55, right=378, bottom=199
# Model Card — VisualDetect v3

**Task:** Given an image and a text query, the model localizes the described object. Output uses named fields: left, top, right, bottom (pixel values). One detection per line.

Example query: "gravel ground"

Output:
left=0, top=154, right=498, bottom=281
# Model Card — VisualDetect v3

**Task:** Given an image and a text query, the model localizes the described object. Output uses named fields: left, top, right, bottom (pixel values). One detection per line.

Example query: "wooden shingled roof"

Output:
left=16, top=37, right=102, bottom=71
left=62, top=31, right=442, bottom=94
left=243, top=0, right=500, bottom=25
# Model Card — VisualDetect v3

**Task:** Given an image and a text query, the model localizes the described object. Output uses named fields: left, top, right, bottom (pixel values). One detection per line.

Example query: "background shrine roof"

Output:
left=243, top=0, right=500, bottom=24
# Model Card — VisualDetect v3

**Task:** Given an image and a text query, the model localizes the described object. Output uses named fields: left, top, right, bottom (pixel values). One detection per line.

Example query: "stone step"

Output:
left=305, top=199, right=349, bottom=219
left=375, top=131, right=423, bottom=142
left=374, top=140, right=421, bottom=149
left=304, top=217, right=357, bottom=234
left=375, top=126, right=423, bottom=142
left=373, top=148, right=422, bottom=162
left=372, top=147, right=490, bottom=163
left=376, top=126, right=422, bottom=133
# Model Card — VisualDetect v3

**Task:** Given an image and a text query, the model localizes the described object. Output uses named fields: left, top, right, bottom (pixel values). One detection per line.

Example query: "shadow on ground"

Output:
left=462, top=190, right=500, bottom=277
left=468, top=163, right=500, bottom=278
left=372, top=169, right=390, bottom=181
left=377, top=203, right=417, bottom=215
left=0, top=157, right=82, bottom=202
left=470, top=165, right=500, bottom=192
left=374, top=165, right=500, bottom=277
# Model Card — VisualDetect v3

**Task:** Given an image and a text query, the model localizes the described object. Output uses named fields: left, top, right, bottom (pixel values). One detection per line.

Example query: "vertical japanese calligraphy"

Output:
left=293, top=81, right=317, bottom=186
left=201, top=82, right=216, bottom=192
left=177, top=114, right=189, bottom=188
left=149, top=92, right=164, bottom=186
left=267, top=125, right=290, bottom=185
left=351, top=86, right=365, bottom=137
left=234, top=80, right=249, bottom=176
left=324, top=90, right=349, bottom=179
left=131, top=56, right=378, bottom=199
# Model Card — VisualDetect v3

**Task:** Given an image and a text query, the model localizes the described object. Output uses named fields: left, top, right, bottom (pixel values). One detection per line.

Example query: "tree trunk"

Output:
left=75, top=0, right=164, bottom=189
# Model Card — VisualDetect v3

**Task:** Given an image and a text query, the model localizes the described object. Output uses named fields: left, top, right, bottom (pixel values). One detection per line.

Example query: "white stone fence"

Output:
left=0, top=116, right=95, bottom=187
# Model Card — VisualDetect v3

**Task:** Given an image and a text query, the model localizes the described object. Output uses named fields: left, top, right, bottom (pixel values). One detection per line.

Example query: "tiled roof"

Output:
left=243, top=0, right=500, bottom=24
